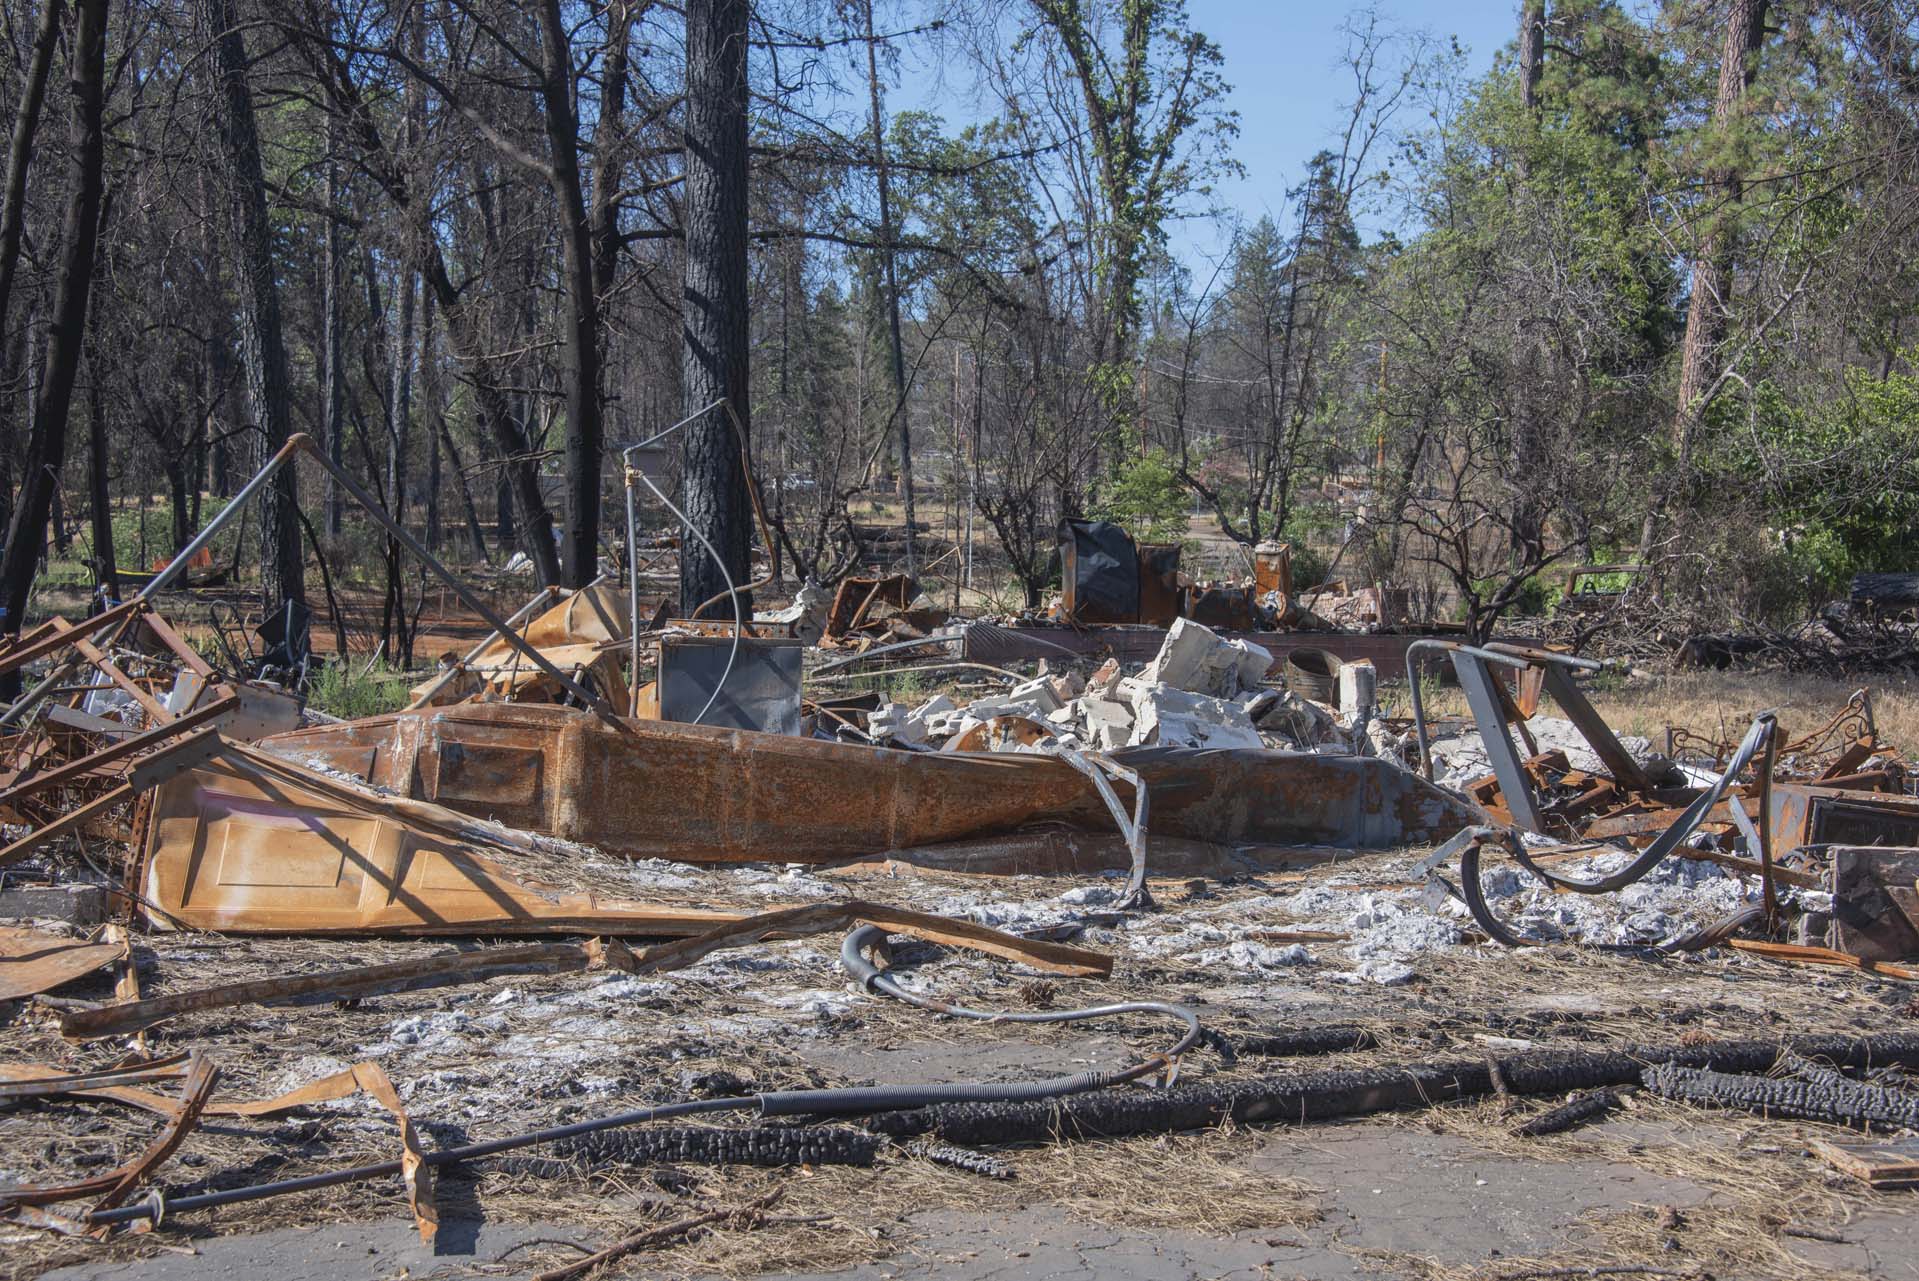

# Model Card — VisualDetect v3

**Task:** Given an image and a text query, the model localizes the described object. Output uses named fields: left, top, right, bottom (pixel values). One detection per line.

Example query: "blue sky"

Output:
left=877, top=2, right=1517, bottom=267
left=1186, top=2, right=1514, bottom=260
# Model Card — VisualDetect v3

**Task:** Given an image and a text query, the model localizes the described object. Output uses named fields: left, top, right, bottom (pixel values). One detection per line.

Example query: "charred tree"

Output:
left=321, top=111, right=347, bottom=537
left=861, top=0, right=916, bottom=578
left=679, top=0, right=753, bottom=614
left=0, top=0, right=65, bottom=341
left=197, top=0, right=306, bottom=619
left=83, top=312, right=115, bottom=604
left=536, top=0, right=607, bottom=588
left=0, top=0, right=105, bottom=645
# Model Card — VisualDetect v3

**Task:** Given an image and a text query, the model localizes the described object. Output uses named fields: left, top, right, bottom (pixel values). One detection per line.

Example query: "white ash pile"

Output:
left=865, top=618, right=1377, bottom=756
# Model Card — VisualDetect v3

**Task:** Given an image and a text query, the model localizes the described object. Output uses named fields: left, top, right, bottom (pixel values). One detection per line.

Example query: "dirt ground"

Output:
left=7, top=837, right=1919, bottom=1281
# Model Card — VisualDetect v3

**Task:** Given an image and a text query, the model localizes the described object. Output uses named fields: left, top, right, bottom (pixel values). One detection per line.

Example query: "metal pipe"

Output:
left=1405, top=639, right=1528, bottom=781
left=289, top=436, right=620, bottom=724
left=1481, top=641, right=1609, bottom=672
left=139, top=437, right=307, bottom=603
left=625, top=454, right=643, bottom=716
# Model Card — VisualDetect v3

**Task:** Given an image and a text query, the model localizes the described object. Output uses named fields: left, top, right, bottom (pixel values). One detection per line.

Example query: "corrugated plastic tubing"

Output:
left=857, top=1033, right=1919, bottom=1146
left=1642, top=1061, right=1919, bottom=1130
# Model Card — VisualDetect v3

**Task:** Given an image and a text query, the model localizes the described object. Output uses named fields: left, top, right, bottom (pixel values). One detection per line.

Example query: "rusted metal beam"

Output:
left=0, top=600, right=145, bottom=677
left=0, top=782, right=133, bottom=867
left=134, top=607, right=216, bottom=681
left=59, top=941, right=638, bottom=1040
left=0, top=694, right=237, bottom=809
left=66, top=632, right=175, bottom=725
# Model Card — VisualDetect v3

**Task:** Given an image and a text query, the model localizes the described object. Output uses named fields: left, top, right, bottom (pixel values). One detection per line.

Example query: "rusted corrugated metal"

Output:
left=259, top=704, right=1480, bottom=864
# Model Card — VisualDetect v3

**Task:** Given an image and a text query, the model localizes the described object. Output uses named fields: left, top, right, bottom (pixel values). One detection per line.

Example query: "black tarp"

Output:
left=1059, top=519, right=1140, bottom=624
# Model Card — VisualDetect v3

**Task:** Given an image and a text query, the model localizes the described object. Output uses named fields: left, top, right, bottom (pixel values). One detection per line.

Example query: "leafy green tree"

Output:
left=1091, top=448, right=1187, bottom=542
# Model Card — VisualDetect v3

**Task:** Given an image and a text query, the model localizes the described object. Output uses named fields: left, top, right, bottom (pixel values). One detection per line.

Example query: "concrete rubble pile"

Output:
left=864, top=617, right=1378, bottom=756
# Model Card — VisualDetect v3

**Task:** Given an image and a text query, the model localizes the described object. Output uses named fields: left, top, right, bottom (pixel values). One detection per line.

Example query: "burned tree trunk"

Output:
left=0, top=0, right=64, bottom=340
left=83, top=301, right=116, bottom=603
left=679, top=0, right=754, bottom=615
left=1670, top=0, right=1769, bottom=448
left=862, top=0, right=916, bottom=578
left=0, top=0, right=106, bottom=644
left=535, top=0, right=607, bottom=589
left=321, top=113, right=347, bottom=538
left=197, top=0, right=305, bottom=618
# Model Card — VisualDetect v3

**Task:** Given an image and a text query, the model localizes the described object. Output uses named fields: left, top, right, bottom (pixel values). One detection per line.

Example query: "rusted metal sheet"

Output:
left=0, top=925, right=128, bottom=1001
left=1137, top=543, right=1184, bottom=627
left=1831, top=846, right=1919, bottom=963
left=138, top=740, right=750, bottom=936
left=260, top=704, right=1480, bottom=864
left=411, top=584, right=632, bottom=709
left=1769, top=782, right=1919, bottom=851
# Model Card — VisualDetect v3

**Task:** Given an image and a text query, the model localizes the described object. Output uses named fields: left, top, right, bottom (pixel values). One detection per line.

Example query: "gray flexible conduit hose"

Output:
left=1453, top=714, right=1783, bottom=949
left=759, top=926, right=1204, bottom=1116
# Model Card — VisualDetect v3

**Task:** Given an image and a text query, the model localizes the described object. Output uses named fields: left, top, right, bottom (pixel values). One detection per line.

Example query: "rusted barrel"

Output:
left=1285, top=647, right=1342, bottom=704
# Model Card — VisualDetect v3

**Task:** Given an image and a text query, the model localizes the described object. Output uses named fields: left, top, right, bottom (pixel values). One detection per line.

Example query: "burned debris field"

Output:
left=4, top=505, right=1919, bottom=1281
left=5, top=0, right=1919, bottom=1279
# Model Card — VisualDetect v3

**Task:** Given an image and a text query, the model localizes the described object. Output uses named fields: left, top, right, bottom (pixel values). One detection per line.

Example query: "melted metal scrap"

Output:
left=259, top=703, right=1482, bottom=868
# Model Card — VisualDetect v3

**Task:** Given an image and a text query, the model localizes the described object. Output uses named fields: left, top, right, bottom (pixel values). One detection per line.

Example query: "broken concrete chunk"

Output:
left=1131, top=683, right=1264, bottom=750
left=1081, top=696, right=1137, bottom=752
left=868, top=702, right=927, bottom=745
left=908, top=694, right=956, bottom=724
left=1006, top=678, right=1065, bottom=716
left=1142, top=617, right=1273, bottom=698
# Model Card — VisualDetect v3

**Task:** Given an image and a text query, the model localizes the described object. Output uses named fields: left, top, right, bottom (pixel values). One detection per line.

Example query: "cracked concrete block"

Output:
left=1081, top=695, right=1136, bottom=752
left=905, top=694, right=956, bottom=727
left=1231, top=638, right=1275, bottom=691
left=1006, top=678, right=1064, bottom=716
left=960, top=694, right=1051, bottom=723
left=1143, top=618, right=1273, bottom=698
left=937, top=715, right=985, bottom=750
left=868, top=702, right=927, bottom=745
left=1130, top=683, right=1263, bottom=750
